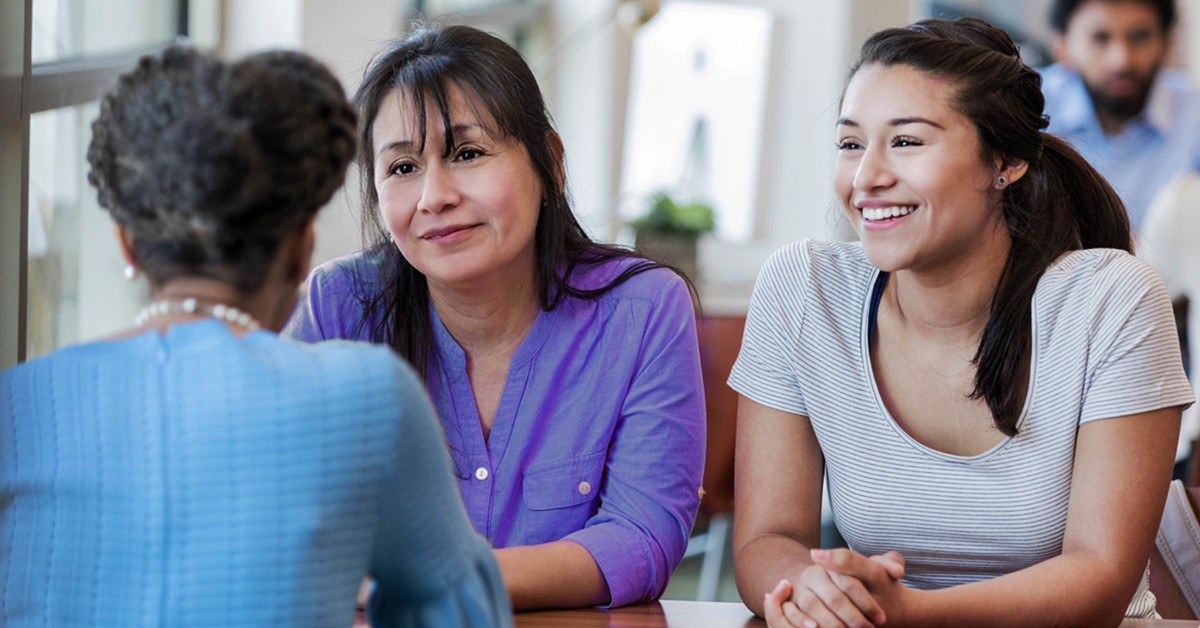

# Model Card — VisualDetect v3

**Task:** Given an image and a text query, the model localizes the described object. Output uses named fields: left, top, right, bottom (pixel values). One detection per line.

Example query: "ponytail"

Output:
left=971, top=134, right=1130, bottom=435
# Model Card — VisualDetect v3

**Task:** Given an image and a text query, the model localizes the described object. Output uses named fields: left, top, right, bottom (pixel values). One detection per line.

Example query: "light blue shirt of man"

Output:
left=1041, top=63, right=1200, bottom=231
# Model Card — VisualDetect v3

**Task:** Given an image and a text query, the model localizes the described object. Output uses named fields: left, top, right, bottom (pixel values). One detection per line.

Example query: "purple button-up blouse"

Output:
left=284, top=250, right=706, bottom=607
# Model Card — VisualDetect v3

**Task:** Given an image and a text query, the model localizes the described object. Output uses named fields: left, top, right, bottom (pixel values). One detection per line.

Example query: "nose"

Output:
left=1105, top=40, right=1134, bottom=71
left=853, top=144, right=895, bottom=192
left=417, top=162, right=461, bottom=214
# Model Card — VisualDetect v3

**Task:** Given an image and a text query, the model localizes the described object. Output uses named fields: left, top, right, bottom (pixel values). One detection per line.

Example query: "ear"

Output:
left=994, top=156, right=1030, bottom=188
left=1050, top=34, right=1071, bottom=68
left=113, top=223, right=137, bottom=266
left=547, top=131, right=566, bottom=193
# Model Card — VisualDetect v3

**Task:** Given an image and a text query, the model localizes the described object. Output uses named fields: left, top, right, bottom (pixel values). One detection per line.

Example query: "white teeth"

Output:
left=861, top=205, right=915, bottom=221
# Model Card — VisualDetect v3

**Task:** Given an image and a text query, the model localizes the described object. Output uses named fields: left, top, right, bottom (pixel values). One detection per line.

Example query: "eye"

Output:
left=455, top=147, right=484, bottom=162
left=892, top=136, right=922, bottom=148
left=836, top=139, right=863, bottom=151
left=1128, top=30, right=1154, bottom=46
left=389, top=161, right=417, bottom=176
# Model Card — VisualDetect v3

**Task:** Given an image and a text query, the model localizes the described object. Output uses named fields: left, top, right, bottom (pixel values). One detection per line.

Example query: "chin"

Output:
left=860, top=245, right=913, bottom=274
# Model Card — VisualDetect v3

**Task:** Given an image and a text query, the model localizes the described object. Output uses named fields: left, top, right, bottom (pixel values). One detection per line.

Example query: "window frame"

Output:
left=0, top=0, right=191, bottom=368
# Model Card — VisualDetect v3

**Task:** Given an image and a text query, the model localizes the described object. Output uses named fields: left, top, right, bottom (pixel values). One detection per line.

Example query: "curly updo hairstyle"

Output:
left=849, top=18, right=1132, bottom=435
left=87, top=45, right=357, bottom=293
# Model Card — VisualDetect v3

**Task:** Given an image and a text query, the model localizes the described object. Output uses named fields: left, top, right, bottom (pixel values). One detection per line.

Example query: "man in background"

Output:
left=1042, top=0, right=1200, bottom=479
left=1042, top=0, right=1200, bottom=231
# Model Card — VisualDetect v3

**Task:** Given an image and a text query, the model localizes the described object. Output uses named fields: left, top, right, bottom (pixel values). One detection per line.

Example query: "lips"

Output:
left=858, top=204, right=917, bottom=222
left=420, top=224, right=480, bottom=240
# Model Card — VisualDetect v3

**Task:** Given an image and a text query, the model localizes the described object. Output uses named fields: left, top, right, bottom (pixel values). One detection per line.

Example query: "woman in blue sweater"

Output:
left=0, top=46, right=509, bottom=627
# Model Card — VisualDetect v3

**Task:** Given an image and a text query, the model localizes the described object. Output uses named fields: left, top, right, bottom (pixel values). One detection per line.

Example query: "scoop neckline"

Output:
left=858, top=269, right=1036, bottom=463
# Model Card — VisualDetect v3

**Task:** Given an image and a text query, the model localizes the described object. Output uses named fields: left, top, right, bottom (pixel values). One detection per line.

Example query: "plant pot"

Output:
left=634, top=231, right=699, bottom=284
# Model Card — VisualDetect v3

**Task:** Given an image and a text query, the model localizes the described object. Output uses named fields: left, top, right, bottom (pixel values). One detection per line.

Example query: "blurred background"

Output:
left=5, top=0, right=1200, bottom=364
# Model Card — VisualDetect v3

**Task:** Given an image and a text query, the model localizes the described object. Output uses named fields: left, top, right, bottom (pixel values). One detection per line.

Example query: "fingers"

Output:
left=869, top=551, right=906, bottom=580
left=795, top=566, right=881, bottom=628
left=812, top=548, right=906, bottom=584
left=827, top=571, right=887, bottom=625
left=764, top=579, right=808, bottom=628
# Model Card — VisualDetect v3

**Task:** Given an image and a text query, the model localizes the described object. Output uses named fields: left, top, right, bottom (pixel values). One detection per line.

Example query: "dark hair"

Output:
left=87, top=45, right=357, bottom=293
left=1050, top=0, right=1175, bottom=33
left=851, top=18, right=1132, bottom=435
left=352, top=24, right=675, bottom=379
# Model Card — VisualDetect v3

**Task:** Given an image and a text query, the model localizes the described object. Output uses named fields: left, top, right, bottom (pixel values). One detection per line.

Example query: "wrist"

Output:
left=889, top=585, right=927, bottom=627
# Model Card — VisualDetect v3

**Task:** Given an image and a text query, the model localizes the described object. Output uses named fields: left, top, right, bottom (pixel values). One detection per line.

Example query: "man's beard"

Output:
left=1083, top=72, right=1156, bottom=124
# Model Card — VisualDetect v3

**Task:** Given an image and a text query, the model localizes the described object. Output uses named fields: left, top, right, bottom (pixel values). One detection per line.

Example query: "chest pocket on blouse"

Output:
left=519, top=450, right=606, bottom=543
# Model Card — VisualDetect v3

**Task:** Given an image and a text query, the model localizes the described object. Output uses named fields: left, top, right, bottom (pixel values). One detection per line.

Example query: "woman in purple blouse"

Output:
left=285, top=25, right=706, bottom=610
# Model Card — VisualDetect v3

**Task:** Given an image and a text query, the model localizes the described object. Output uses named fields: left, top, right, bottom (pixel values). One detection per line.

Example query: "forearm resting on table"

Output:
left=735, top=532, right=820, bottom=617
left=885, top=551, right=1141, bottom=628
left=495, top=540, right=610, bottom=610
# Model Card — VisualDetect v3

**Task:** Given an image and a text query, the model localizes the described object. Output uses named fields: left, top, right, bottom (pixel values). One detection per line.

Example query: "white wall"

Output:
left=223, top=0, right=405, bottom=267
left=541, top=1, right=623, bottom=241
left=693, top=0, right=914, bottom=312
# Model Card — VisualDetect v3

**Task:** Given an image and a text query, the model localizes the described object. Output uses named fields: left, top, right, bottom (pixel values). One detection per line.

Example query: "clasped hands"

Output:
left=764, top=548, right=910, bottom=628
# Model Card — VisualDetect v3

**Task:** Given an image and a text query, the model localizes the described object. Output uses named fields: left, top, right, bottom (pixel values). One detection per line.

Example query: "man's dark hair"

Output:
left=1050, top=0, right=1176, bottom=33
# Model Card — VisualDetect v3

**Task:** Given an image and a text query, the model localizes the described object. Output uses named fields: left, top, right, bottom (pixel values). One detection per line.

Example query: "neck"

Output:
left=887, top=226, right=1010, bottom=346
left=1096, top=108, right=1137, bottom=135
left=143, top=277, right=291, bottom=333
left=428, top=272, right=541, bottom=356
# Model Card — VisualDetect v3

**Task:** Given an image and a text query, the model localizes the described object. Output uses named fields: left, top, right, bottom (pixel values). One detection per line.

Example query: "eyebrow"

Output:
left=836, top=117, right=945, bottom=130
left=376, top=123, right=486, bottom=157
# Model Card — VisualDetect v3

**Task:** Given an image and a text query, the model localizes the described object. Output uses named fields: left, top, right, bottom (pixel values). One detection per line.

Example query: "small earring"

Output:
left=123, top=265, right=139, bottom=280
left=996, top=176, right=1007, bottom=189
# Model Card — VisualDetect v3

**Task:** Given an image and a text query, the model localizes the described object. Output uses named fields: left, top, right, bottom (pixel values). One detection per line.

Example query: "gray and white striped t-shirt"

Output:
left=729, top=239, right=1194, bottom=617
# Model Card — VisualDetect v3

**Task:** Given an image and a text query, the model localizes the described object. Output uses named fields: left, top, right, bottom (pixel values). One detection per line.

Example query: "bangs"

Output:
left=389, top=61, right=517, bottom=158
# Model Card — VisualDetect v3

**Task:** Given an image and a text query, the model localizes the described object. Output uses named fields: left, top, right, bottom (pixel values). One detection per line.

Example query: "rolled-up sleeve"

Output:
left=562, top=273, right=706, bottom=607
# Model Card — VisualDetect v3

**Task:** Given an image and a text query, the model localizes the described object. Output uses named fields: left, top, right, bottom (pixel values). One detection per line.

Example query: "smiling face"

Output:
left=371, top=85, right=543, bottom=292
left=1055, top=0, right=1167, bottom=123
left=835, top=63, right=1011, bottom=275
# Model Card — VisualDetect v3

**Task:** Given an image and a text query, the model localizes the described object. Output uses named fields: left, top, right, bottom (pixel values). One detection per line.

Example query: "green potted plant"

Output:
left=630, top=191, right=715, bottom=283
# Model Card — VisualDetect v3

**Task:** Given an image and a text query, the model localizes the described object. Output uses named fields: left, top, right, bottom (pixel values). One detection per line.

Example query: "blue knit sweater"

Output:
left=0, top=320, right=509, bottom=627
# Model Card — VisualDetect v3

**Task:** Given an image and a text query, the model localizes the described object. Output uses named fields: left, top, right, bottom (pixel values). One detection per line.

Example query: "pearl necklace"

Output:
left=134, top=297, right=261, bottom=331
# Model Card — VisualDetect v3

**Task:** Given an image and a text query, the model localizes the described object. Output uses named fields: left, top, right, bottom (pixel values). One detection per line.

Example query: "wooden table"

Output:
left=515, top=600, right=762, bottom=627
left=514, top=601, right=1200, bottom=627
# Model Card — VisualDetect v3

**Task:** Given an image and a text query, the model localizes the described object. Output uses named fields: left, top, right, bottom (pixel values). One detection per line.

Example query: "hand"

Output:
left=809, top=549, right=911, bottom=624
left=763, top=562, right=888, bottom=628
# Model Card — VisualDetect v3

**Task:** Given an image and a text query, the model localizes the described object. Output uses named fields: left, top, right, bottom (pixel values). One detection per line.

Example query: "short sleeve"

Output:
left=727, top=242, right=810, bottom=417
left=1079, top=256, right=1195, bottom=424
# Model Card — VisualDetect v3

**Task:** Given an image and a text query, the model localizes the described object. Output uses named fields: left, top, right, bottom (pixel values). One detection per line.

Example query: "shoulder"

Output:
left=307, top=247, right=391, bottom=297
left=1039, top=248, right=1166, bottom=313
left=1153, top=68, right=1197, bottom=97
left=757, top=239, right=871, bottom=294
left=1038, top=63, right=1075, bottom=91
left=272, top=333, right=424, bottom=403
left=2, top=334, right=148, bottom=385
left=1043, top=248, right=1161, bottom=291
left=1038, top=64, right=1093, bottom=131
left=289, top=248, right=394, bottom=341
left=572, top=253, right=689, bottom=304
